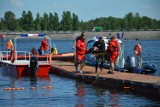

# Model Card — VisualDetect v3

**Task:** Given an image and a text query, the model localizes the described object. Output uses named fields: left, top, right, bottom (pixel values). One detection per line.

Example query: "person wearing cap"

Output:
left=92, top=37, right=105, bottom=73
left=107, top=36, right=120, bottom=74
left=40, top=37, right=49, bottom=55
left=74, top=31, right=88, bottom=73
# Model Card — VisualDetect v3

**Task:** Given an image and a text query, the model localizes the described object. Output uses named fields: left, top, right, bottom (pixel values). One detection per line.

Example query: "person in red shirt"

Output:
left=40, top=37, right=49, bottom=55
left=107, top=36, right=120, bottom=74
left=75, top=32, right=87, bottom=73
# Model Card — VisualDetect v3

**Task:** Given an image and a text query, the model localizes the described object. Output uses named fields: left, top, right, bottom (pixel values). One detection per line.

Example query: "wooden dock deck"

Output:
left=50, top=61, right=160, bottom=99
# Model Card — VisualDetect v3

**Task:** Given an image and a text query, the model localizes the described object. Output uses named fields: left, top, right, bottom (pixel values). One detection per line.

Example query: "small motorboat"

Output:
left=85, top=34, right=157, bottom=75
left=85, top=36, right=125, bottom=70
left=0, top=34, right=51, bottom=77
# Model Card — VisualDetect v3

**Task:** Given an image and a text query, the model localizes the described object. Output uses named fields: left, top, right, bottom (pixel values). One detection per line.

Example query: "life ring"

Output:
left=134, top=44, right=142, bottom=56
left=10, top=49, right=16, bottom=63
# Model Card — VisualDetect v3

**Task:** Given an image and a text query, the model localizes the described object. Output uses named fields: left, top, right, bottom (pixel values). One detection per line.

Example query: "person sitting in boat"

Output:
left=92, top=37, right=105, bottom=73
left=107, top=36, right=120, bottom=74
left=40, top=37, right=49, bottom=55
left=31, top=47, right=37, bottom=55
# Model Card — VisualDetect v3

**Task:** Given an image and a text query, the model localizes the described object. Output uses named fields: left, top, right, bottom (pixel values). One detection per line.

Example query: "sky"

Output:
left=0, top=0, right=160, bottom=21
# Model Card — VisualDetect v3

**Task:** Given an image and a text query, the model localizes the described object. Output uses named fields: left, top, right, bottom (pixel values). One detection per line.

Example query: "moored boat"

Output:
left=0, top=34, right=51, bottom=77
left=85, top=33, right=157, bottom=75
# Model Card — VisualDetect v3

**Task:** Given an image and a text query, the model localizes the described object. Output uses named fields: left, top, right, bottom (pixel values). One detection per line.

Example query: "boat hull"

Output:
left=1, top=61, right=50, bottom=77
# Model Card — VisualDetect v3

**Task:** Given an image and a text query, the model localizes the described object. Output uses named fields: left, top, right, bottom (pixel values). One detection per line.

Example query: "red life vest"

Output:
left=107, top=39, right=120, bottom=53
left=76, top=38, right=86, bottom=55
left=40, top=39, right=49, bottom=50
left=76, top=37, right=86, bottom=61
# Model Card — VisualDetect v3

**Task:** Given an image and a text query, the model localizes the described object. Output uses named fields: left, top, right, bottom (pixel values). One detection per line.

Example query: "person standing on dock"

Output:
left=74, top=31, right=87, bottom=73
left=107, top=36, right=120, bottom=74
left=40, top=37, right=49, bottom=55
left=92, top=37, right=105, bottom=73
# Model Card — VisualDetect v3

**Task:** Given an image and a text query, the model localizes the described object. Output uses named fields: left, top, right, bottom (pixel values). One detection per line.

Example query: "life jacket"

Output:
left=40, top=40, right=49, bottom=50
left=7, top=41, right=11, bottom=50
left=51, top=47, right=58, bottom=54
left=76, top=37, right=86, bottom=55
left=107, top=39, right=120, bottom=53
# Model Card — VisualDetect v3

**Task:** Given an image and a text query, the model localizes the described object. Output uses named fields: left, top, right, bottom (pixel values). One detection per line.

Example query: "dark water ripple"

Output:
left=0, top=39, right=160, bottom=106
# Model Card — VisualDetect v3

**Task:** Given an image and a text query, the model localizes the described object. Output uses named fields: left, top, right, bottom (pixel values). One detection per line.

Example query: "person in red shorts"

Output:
left=107, top=36, right=120, bottom=74
left=74, top=32, right=88, bottom=73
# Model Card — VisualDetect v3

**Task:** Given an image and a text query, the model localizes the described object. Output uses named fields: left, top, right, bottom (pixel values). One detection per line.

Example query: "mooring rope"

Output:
left=91, top=73, right=100, bottom=86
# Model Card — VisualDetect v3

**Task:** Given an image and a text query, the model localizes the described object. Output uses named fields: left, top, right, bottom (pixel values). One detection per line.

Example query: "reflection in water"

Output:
left=75, top=81, right=86, bottom=107
left=30, top=76, right=38, bottom=88
left=108, top=90, right=120, bottom=107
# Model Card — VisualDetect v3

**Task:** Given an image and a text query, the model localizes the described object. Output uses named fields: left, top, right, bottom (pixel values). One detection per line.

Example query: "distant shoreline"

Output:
left=2, top=31, right=160, bottom=40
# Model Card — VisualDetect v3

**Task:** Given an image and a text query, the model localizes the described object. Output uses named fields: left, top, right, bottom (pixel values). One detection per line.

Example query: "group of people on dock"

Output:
left=73, top=31, right=120, bottom=74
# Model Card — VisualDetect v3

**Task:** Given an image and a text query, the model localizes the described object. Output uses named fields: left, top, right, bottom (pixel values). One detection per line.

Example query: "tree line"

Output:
left=0, top=11, right=160, bottom=31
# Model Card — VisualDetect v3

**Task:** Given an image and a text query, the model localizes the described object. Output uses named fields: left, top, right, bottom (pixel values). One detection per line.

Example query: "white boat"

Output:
left=85, top=36, right=125, bottom=70
left=0, top=34, right=51, bottom=77
left=85, top=34, right=156, bottom=74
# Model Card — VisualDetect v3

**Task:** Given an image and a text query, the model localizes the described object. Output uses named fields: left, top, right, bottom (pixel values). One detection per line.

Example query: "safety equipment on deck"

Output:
left=134, top=44, right=142, bottom=56
left=51, top=47, right=58, bottom=54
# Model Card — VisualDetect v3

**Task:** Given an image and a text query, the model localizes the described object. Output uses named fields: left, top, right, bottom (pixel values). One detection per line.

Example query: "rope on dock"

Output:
left=91, top=73, right=100, bottom=86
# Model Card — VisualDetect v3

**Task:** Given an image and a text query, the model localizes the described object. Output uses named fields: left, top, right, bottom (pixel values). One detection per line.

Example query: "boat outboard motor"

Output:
left=29, top=56, right=38, bottom=76
left=142, top=64, right=157, bottom=74
left=125, top=56, right=136, bottom=72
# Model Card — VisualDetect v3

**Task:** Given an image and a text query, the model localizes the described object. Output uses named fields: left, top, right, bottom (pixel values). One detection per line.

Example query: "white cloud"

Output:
left=141, top=5, right=152, bottom=10
left=52, top=3, right=72, bottom=10
left=11, top=0, right=23, bottom=7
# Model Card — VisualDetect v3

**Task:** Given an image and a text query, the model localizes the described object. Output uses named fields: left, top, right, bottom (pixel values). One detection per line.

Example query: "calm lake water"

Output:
left=0, top=38, right=160, bottom=106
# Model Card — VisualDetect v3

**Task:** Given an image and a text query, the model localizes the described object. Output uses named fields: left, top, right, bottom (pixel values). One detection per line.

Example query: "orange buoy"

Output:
left=15, top=88, right=21, bottom=90
left=19, top=87, right=25, bottom=90
left=41, top=86, right=47, bottom=89
left=31, top=87, right=36, bottom=90
left=4, top=88, right=10, bottom=91
left=134, top=44, right=142, bottom=56
left=124, top=86, right=131, bottom=89
left=47, top=86, right=52, bottom=90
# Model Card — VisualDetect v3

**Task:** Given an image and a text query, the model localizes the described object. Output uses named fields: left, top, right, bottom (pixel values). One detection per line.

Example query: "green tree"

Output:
left=72, top=13, right=79, bottom=31
left=48, top=12, right=54, bottom=31
left=141, top=16, right=151, bottom=30
left=61, top=11, right=72, bottom=31
left=1, top=11, right=18, bottom=31
left=34, top=13, right=41, bottom=31
left=53, top=12, right=60, bottom=31
left=134, top=12, right=142, bottom=30
left=27, top=11, right=34, bottom=31
left=41, top=13, right=49, bottom=31
left=124, top=12, right=134, bottom=30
